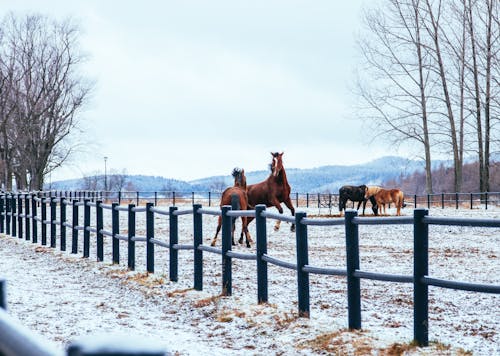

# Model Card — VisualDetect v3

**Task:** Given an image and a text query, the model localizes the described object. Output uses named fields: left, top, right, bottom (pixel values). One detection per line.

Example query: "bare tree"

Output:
left=209, top=178, right=227, bottom=193
left=356, top=0, right=436, bottom=193
left=357, top=0, right=499, bottom=193
left=81, top=172, right=100, bottom=191
left=0, top=13, right=93, bottom=190
left=109, top=169, right=128, bottom=192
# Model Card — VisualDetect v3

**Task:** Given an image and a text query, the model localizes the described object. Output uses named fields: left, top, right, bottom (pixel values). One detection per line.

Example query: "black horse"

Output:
left=339, top=184, right=377, bottom=215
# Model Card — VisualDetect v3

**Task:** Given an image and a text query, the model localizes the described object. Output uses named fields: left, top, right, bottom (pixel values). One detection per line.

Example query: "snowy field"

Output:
left=0, top=203, right=499, bottom=355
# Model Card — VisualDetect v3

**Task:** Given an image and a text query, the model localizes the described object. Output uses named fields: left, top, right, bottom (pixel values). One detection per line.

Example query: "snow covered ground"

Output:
left=0, top=204, right=499, bottom=355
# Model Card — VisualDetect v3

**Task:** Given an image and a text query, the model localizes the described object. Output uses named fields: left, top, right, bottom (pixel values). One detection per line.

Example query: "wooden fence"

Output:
left=0, top=192, right=499, bottom=348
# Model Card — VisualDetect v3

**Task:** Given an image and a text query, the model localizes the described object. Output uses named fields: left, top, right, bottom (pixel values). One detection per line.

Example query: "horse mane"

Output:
left=232, top=167, right=246, bottom=189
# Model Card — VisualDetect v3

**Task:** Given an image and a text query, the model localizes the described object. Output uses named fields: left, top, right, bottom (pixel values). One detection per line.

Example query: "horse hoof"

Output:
left=210, top=241, right=216, bottom=247
left=274, top=226, right=280, bottom=231
left=291, top=226, right=295, bottom=233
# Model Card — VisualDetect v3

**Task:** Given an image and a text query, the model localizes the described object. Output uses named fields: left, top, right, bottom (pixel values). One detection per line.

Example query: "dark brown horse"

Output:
left=245, top=152, right=295, bottom=232
left=211, top=168, right=253, bottom=248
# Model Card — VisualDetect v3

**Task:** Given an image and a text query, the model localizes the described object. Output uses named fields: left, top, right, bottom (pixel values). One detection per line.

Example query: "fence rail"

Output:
left=0, top=192, right=499, bottom=348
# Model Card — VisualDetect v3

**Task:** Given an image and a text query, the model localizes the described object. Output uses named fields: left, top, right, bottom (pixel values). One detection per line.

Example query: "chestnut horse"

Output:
left=368, top=188, right=405, bottom=216
left=244, top=152, right=295, bottom=232
left=211, top=168, right=253, bottom=248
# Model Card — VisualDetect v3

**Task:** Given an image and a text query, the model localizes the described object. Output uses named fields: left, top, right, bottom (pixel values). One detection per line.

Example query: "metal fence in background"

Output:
left=18, top=190, right=500, bottom=212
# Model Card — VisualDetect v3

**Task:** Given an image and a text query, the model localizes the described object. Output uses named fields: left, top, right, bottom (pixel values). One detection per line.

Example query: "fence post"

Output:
left=41, top=198, right=47, bottom=245
left=470, top=193, right=473, bottom=209
left=441, top=193, right=444, bottom=209
left=255, top=204, right=268, bottom=304
left=414, top=194, right=417, bottom=209
left=50, top=197, right=57, bottom=248
left=345, top=209, right=361, bottom=330
left=17, top=194, right=23, bottom=240
left=208, top=192, right=211, bottom=207
left=221, top=205, right=232, bottom=296
left=60, top=198, right=66, bottom=251
left=427, top=194, right=430, bottom=209
left=11, top=194, right=16, bottom=237
left=0, top=279, right=5, bottom=310
left=193, top=204, right=203, bottom=291
left=111, top=203, right=120, bottom=263
left=96, top=200, right=103, bottom=261
left=136, top=192, right=139, bottom=206
left=5, top=195, right=10, bottom=235
left=24, top=194, right=30, bottom=241
left=71, top=200, right=79, bottom=254
left=112, top=203, right=119, bottom=264
left=128, top=204, right=136, bottom=270
left=413, top=208, right=429, bottom=346
left=0, top=194, right=4, bottom=234
left=306, top=193, right=309, bottom=208
left=485, top=192, right=488, bottom=210
left=455, top=193, right=459, bottom=209
left=31, top=196, right=37, bottom=243
left=169, top=206, right=178, bottom=282
left=146, top=202, right=154, bottom=273
left=295, top=211, right=310, bottom=317
left=83, top=199, right=90, bottom=258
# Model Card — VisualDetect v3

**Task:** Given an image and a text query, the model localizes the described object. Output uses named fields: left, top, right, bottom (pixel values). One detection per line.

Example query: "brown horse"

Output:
left=245, top=152, right=295, bottom=232
left=368, top=188, right=405, bottom=216
left=211, top=168, right=253, bottom=248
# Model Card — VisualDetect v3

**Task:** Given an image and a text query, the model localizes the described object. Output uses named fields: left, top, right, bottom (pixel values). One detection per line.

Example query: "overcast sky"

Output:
left=2, top=0, right=402, bottom=182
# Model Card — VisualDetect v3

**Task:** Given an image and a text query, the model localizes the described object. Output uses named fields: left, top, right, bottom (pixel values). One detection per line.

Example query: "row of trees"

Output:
left=357, top=0, right=499, bottom=193
left=0, top=13, right=91, bottom=191
left=385, top=160, right=500, bottom=193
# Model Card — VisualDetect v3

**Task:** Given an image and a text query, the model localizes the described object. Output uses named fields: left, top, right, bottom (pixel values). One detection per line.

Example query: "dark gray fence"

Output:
left=0, top=192, right=499, bottom=349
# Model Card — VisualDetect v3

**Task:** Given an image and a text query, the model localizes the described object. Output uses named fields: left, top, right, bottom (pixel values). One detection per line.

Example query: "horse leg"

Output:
left=238, top=217, right=245, bottom=245
left=283, top=197, right=296, bottom=232
left=240, top=217, right=253, bottom=248
left=241, top=215, right=255, bottom=242
left=369, top=196, right=378, bottom=216
left=211, top=216, right=222, bottom=246
left=339, top=198, right=345, bottom=216
left=361, top=199, right=367, bottom=215
left=272, top=200, right=284, bottom=231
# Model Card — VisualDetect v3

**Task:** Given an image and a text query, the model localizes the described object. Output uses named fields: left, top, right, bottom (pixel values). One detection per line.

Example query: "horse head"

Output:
left=232, top=167, right=246, bottom=189
left=270, top=152, right=284, bottom=177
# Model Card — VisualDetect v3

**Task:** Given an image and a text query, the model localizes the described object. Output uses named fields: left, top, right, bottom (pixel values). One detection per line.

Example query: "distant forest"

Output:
left=384, top=161, right=500, bottom=194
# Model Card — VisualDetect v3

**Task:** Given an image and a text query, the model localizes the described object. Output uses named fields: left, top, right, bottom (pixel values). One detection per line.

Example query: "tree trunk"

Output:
left=426, top=0, right=462, bottom=192
left=415, top=1, right=433, bottom=194
left=483, top=0, right=494, bottom=192
left=467, top=0, right=485, bottom=192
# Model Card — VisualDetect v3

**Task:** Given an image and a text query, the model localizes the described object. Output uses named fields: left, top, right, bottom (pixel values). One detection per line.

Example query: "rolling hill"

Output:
left=49, top=156, right=433, bottom=193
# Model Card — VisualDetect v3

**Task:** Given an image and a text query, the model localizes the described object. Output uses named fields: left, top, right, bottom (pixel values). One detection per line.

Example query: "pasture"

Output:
left=0, top=199, right=498, bottom=355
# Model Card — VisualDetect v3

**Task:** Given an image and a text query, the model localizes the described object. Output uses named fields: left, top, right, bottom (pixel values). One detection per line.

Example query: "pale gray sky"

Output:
left=3, top=0, right=400, bottom=181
